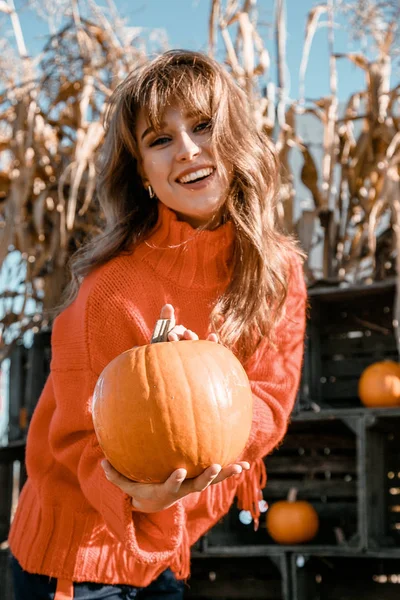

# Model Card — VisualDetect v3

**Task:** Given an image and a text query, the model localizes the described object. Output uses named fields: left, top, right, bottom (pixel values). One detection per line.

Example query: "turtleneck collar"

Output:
left=134, top=202, right=235, bottom=290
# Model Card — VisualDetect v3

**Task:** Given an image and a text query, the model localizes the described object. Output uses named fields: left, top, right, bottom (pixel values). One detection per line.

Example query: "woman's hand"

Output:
left=101, top=460, right=250, bottom=513
left=100, top=303, right=249, bottom=513
left=159, top=303, right=218, bottom=343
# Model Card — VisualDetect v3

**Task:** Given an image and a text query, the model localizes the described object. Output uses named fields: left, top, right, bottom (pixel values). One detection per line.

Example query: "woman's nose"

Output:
left=175, top=132, right=201, bottom=162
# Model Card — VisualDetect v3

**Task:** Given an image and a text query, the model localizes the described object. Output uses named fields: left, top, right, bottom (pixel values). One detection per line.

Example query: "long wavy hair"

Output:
left=60, top=49, right=303, bottom=362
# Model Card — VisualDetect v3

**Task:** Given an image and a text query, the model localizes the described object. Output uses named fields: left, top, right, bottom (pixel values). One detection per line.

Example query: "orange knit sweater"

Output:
left=8, top=203, right=307, bottom=587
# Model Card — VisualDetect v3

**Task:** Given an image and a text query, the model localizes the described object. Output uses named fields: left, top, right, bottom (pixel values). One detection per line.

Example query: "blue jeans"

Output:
left=10, top=555, right=185, bottom=599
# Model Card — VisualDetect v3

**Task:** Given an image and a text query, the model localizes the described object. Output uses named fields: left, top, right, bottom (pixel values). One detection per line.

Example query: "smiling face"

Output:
left=136, top=105, right=232, bottom=229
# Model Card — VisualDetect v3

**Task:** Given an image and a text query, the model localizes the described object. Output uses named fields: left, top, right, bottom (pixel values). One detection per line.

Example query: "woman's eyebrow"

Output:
left=140, top=112, right=204, bottom=141
left=141, top=125, right=157, bottom=141
left=140, top=120, right=169, bottom=141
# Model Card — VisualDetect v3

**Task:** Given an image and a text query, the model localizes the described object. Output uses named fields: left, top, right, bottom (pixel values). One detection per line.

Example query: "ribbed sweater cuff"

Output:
left=240, top=396, right=275, bottom=462
left=100, top=482, right=185, bottom=564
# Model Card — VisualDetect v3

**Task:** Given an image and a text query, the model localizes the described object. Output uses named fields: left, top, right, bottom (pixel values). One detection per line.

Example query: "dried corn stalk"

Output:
left=0, top=0, right=152, bottom=359
left=213, top=0, right=399, bottom=289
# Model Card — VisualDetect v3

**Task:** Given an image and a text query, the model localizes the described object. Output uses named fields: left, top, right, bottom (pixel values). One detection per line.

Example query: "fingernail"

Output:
left=176, top=469, right=187, bottom=481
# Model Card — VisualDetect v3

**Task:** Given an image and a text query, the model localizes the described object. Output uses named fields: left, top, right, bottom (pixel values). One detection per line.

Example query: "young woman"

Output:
left=8, top=49, right=307, bottom=599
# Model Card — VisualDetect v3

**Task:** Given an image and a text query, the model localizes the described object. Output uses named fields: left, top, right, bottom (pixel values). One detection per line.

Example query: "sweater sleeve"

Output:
left=47, top=269, right=186, bottom=566
left=185, top=256, right=307, bottom=536
left=241, top=255, right=307, bottom=462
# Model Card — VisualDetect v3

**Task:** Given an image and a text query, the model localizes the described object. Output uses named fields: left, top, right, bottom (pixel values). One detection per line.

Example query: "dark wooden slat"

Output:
left=0, top=548, right=13, bottom=600
left=0, top=441, right=26, bottom=462
left=187, top=557, right=283, bottom=599
left=8, top=345, right=26, bottom=442
left=0, top=464, right=13, bottom=542
left=24, top=331, right=51, bottom=420
left=320, top=380, right=360, bottom=401
left=264, top=479, right=357, bottom=498
left=307, top=277, right=396, bottom=298
left=185, top=579, right=281, bottom=599
left=278, top=433, right=356, bottom=450
left=321, top=356, right=397, bottom=378
left=308, top=501, right=357, bottom=519
left=318, top=336, right=397, bottom=356
left=321, top=582, right=400, bottom=600
left=292, top=407, right=400, bottom=421
left=267, top=455, right=356, bottom=474
left=293, top=555, right=400, bottom=600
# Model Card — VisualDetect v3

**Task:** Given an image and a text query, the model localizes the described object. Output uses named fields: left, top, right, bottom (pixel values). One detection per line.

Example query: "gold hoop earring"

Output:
left=147, top=185, right=154, bottom=199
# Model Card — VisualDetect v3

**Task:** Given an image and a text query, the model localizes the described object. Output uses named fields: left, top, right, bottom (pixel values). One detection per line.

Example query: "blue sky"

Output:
left=126, top=0, right=368, bottom=101
left=11, top=0, right=379, bottom=102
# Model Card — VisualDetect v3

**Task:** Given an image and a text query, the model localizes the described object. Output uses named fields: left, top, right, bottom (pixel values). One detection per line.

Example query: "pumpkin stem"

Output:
left=150, top=319, right=173, bottom=344
left=287, top=487, right=298, bottom=502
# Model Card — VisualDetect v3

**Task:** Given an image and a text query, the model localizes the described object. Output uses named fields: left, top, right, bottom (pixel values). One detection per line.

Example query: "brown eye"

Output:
left=194, top=121, right=212, bottom=133
left=149, top=136, right=170, bottom=147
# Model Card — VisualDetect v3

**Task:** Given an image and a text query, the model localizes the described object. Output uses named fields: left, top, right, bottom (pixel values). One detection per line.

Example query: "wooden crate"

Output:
left=185, top=555, right=288, bottom=600
left=8, top=345, right=27, bottom=443
left=202, top=416, right=359, bottom=551
left=7, top=331, right=51, bottom=443
left=0, top=442, right=26, bottom=544
left=366, top=412, right=400, bottom=550
left=0, top=443, right=25, bottom=600
left=300, top=279, right=398, bottom=410
left=0, top=548, right=13, bottom=600
left=23, top=330, right=51, bottom=424
left=292, top=554, right=400, bottom=600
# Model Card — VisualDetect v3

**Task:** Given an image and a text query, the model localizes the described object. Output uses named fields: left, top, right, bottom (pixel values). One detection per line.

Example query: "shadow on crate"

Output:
left=201, top=418, right=359, bottom=551
left=185, top=556, right=284, bottom=600
left=366, top=414, right=400, bottom=551
left=0, top=549, right=13, bottom=600
left=293, top=555, right=400, bottom=600
left=300, top=280, right=398, bottom=411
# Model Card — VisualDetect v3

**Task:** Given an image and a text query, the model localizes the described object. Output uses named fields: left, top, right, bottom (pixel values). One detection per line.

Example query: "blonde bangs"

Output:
left=133, top=62, right=218, bottom=131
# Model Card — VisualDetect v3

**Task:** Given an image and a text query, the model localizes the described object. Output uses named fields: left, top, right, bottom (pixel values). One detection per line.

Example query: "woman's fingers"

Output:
left=168, top=325, right=199, bottom=341
left=207, top=333, right=219, bottom=343
left=167, top=325, right=186, bottom=341
left=182, top=464, right=222, bottom=493
left=164, top=468, right=188, bottom=494
left=211, top=464, right=242, bottom=484
left=102, top=457, right=253, bottom=514
left=211, top=461, right=251, bottom=484
left=237, top=461, right=251, bottom=471
left=158, top=305, right=218, bottom=343
left=159, top=304, right=175, bottom=321
left=183, top=329, right=199, bottom=340
left=101, top=460, right=133, bottom=493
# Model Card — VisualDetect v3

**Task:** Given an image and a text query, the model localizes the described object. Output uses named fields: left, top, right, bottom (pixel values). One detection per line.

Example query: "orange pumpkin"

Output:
left=92, top=340, right=253, bottom=482
left=266, top=489, right=319, bottom=545
left=358, top=360, right=400, bottom=407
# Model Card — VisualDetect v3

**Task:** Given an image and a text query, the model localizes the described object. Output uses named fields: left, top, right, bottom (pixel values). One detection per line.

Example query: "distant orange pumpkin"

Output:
left=358, top=361, right=400, bottom=407
left=266, top=490, right=319, bottom=545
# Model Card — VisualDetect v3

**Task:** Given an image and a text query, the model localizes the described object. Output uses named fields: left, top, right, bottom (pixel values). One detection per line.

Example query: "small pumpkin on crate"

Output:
left=266, top=488, right=319, bottom=545
left=358, top=360, right=400, bottom=407
left=92, top=336, right=253, bottom=483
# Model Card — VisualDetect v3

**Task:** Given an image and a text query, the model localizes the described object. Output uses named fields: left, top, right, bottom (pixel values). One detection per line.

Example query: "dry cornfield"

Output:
left=0, top=0, right=399, bottom=360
